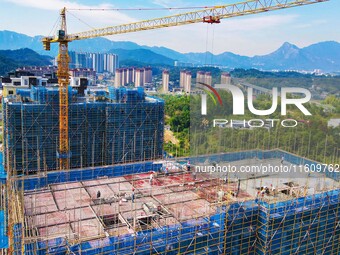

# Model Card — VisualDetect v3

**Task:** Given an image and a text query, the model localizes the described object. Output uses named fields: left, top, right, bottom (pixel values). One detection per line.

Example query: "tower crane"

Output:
left=42, top=0, right=328, bottom=170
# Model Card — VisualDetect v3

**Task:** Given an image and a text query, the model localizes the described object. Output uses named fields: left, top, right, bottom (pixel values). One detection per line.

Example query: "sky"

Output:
left=0, top=0, right=339, bottom=56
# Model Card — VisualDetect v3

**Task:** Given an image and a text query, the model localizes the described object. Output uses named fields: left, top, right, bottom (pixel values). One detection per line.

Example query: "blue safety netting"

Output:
left=0, top=211, right=8, bottom=249
left=0, top=153, right=6, bottom=183
left=3, top=86, right=164, bottom=174
left=19, top=162, right=162, bottom=191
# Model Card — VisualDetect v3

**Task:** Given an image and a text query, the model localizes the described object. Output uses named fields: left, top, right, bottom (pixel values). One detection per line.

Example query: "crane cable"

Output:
left=48, top=15, right=61, bottom=37
left=65, top=6, right=218, bottom=34
left=204, top=24, right=209, bottom=65
left=67, top=6, right=220, bottom=11
left=204, top=24, right=216, bottom=66
left=211, top=25, right=216, bottom=66
left=66, top=10, right=96, bottom=30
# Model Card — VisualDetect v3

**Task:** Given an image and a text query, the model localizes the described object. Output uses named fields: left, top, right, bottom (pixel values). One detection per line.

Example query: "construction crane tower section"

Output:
left=56, top=8, right=71, bottom=170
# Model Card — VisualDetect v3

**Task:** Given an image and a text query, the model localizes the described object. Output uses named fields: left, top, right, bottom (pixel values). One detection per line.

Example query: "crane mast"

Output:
left=42, top=0, right=328, bottom=170
left=56, top=8, right=70, bottom=170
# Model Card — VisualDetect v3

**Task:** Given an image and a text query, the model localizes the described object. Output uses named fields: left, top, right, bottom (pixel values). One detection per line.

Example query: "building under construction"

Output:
left=0, top=149, right=339, bottom=254
left=0, top=0, right=336, bottom=253
left=3, top=86, right=164, bottom=174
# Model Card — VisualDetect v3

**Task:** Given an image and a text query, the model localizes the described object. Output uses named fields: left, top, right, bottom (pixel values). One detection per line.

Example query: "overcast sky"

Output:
left=0, top=0, right=339, bottom=56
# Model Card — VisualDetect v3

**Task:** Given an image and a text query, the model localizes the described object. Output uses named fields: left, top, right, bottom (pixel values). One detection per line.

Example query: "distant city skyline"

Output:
left=0, top=0, right=339, bottom=56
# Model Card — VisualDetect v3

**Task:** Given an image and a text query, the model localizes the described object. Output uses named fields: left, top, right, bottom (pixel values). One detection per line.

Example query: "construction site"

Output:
left=0, top=149, right=338, bottom=254
left=1, top=0, right=339, bottom=254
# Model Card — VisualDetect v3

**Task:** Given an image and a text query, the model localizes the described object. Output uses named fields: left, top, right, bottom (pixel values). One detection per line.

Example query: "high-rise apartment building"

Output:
left=162, top=70, right=169, bottom=93
left=221, top=72, right=231, bottom=84
left=114, top=67, right=152, bottom=87
left=180, top=70, right=186, bottom=88
left=67, top=52, right=119, bottom=73
left=184, top=71, right=191, bottom=93
left=204, top=72, right=212, bottom=86
left=114, top=69, right=123, bottom=88
left=135, top=69, right=145, bottom=87
left=144, top=67, right=152, bottom=84
left=196, top=71, right=205, bottom=85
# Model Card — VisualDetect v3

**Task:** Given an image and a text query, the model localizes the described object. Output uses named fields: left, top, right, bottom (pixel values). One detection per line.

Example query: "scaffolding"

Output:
left=3, top=86, right=164, bottom=174
left=2, top=150, right=339, bottom=254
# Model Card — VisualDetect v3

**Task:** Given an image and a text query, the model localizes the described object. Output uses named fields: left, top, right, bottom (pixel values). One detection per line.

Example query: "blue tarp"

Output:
left=0, top=211, right=8, bottom=249
left=19, top=162, right=162, bottom=191
left=0, top=153, right=6, bottom=183
left=0, top=153, right=8, bottom=249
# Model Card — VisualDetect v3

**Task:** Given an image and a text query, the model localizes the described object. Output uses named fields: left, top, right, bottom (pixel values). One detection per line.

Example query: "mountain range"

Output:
left=0, top=30, right=340, bottom=72
left=0, top=48, right=52, bottom=75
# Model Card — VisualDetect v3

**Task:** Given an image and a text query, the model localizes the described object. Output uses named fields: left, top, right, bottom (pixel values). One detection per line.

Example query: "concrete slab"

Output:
left=86, top=184, right=115, bottom=200
left=53, top=188, right=91, bottom=210
left=38, top=223, right=74, bottom=240
left=71, top=219, right=104, bottom=240
left=24, top=191, right=58, bottom=215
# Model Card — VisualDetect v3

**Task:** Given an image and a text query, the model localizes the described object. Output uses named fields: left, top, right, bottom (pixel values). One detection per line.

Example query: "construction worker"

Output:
left=281, top=156, right=285, bottom=165
left=192, top=169, right=197, bottom=180
left=271, top=184, right=276, bottom=196
left=131, top=188, right=135, bottom=203
left=149, top=173, right=154, bottom=185
left=260, top=187, right=266, bottom=197
left=224, top=174, right=228, bottom=183
left=217, top=189, right=224, bottom=202
left=187, top=161, right=191, bottom=171
left=164, top=167, right=169, bottom=176
left=265, top=186, right=270, bottom=195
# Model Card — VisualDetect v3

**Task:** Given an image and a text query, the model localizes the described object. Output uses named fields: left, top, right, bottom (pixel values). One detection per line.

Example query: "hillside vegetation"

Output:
left=0, top=48, right=52, bottom=75
left=162, top=91, right=339, bottom=163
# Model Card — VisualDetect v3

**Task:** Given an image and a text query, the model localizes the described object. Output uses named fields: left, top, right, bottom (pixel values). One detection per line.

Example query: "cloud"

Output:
left=3, top=0, right=137, bottom=28
left=294, top=19, right=328, bottom=29
left=5, top=0, right=108, bottom=12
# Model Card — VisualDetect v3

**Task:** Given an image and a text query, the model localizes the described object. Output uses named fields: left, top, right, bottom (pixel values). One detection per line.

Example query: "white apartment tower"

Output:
left=184, top=71, right=191, bottom=93
left=135, top=69, right=145, bottom=87
left=221, top=72, right=231, bottom=85
left=162, top=70, right=169, bottom=93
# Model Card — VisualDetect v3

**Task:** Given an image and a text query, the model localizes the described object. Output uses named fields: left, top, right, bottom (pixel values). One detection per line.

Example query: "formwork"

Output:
left=3, top=150, right=339, bottom=255
left=3, top=86, right=164, bottom=174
